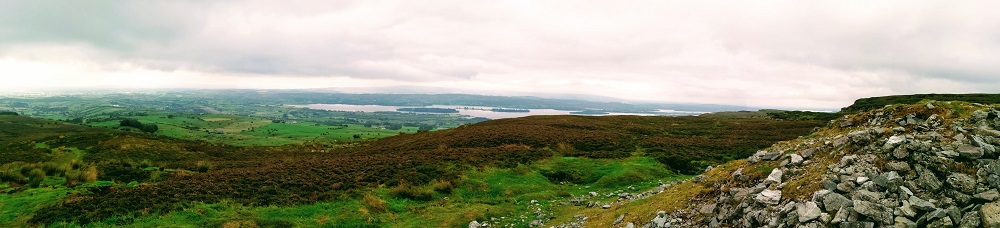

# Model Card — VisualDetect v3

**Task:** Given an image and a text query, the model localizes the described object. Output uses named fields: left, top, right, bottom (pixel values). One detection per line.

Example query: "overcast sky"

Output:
left=1, top=0, right=998, bottom=109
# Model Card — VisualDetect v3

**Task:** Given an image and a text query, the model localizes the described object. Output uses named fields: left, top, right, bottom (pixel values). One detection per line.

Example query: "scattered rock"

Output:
left=602, top=204, right=611, bottom=209
left=946, top=173, right=977, bottom=194
left=975, top=189, right=999, bottom=202
left=982, top=202, right=1000, bottom=227
left=469, top=220, right=481, bottom=228
left=853, top=200, right=892, bottom=224
left=790, top=154, right=803, bottom=165
left=766, top=168, right=783, bottom=184
left=797, top=201, right=821, bottom=223
left=957, top=145, right=984, bottom=159
left=909, top=196, right=936, bottom=211
left=822, top=192, right=852, bottom=212
left=756, top=189, right=782, bottom=205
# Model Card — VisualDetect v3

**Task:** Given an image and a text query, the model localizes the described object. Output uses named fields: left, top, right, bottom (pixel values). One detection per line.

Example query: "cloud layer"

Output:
left=1, top=0, right=998, bottom=109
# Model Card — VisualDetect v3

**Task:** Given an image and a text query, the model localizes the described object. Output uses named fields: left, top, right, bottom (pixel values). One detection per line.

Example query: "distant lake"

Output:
left=291, top=104, right=704, bottom=119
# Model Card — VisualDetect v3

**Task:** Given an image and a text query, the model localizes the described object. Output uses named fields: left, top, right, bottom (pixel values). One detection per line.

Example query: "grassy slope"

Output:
left=2, top=114, right=824, bottom=227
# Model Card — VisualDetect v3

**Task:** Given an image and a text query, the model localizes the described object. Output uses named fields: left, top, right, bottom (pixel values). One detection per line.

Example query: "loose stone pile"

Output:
left=650, top=102, right=1000, bottom=227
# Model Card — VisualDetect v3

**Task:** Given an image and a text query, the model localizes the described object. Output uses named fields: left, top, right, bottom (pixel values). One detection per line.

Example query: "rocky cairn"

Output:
left=657, top=102, right=1000, bottom=228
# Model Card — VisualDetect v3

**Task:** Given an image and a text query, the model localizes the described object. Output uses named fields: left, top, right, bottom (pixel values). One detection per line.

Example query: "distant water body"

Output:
left=292, top=104, right=706, bottom=119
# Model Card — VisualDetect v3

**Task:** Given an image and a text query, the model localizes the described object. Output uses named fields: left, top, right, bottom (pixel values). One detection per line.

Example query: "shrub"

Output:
left=43, top=162, right=69, bottom=176
left=64, top=170, right=82, bottom=186
left=432, top=179, right=454, bottom=194
left=82, top=166, right=98, bottom=182
left=27, top=168, right=46, bottom=187
left=362, top=194, right=387, bottom=213
left=195, top=161, right=212, bottom=172
left=389, top=183, right=434, bottom=201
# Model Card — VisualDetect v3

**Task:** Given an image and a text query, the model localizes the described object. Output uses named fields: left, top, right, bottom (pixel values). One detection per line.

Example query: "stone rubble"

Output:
left=657, top=102, right=1000, bottom=227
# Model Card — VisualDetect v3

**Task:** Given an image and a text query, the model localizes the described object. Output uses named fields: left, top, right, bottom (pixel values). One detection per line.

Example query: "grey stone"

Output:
left=909, top=196, right=936, bottom=211
left=800, top=148, right=816, bottom=158
left=957, top=145, right=984, bottom=159
left=854, top=200, right=893, bottom=224
left=899, top=186, right=914, bottom=196
left=960, top=211, right=980, bottom=228
left=699, top=203, right=716, bottom=215
left=730, top=168, right=743, bottom=178
left=852, top=189, right=882, bottom=202
left=823, top=180, right=838, bottom=191
left=927, top=216, right=954, bottom=228
left=983, top=202, right=1000, bottom=228
left=602, top=204, right=611, bottom=209
left=895, top=216, right=917, bottom=228
left=469, top=220, right=481, bottom=228
left=761, top=151, right=782, bottom=161
left=946, top=173, right=977, bottom=194
left=756, top=189, right=781, bottom=205
left=899, top=200, right=918, bottom=218
left=840, top=221, right=875, bottom=228
left=893, top=146, right=910, bottom=159
left=625, top=222, right=635, bottom=228
left=886, top=161, right=910, bottom=172
left=975, top=189, right=999, bottom=202
left=823, top=192, right=853, bottom=212
left=790, top=154, right=803, bottom=165
left=916, top=169, right=943, bottom=191
left=651, top=211, right=669, bottom=228
left=529, top=220, right=543, bottom=227
left=614, top=214, right=625, bottom=225
left=797, top=201, right=822, bottom=222
left=766, top=168, right=783, bottom=184
left=937, top=150, right=960, bottom=158
left=831, top=206, right=851, bottom=224
left=973, top=135, right=997, bottom=155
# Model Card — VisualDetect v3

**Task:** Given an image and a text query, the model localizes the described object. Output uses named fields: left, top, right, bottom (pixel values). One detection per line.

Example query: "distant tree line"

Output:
left=119, top=118, right=159, bottom=133
left=0, top=111, right=18, bottom=116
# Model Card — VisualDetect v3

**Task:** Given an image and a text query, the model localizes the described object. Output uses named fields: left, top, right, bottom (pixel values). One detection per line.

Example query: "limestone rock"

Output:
left=909, top=196, right=936, bottom=211
left=796, top=201, right=821, bottom=223
left=853, top=200, right=892, bottom=224
left=957, top=145, right=984, bottom=159
left=756, top=189, right=781, bottom=205
left=469, top=220, right=481, bottom=228
left=822, top=192, right=852, bottom=212
left=946, top=173, right=977, bottom=194
left=975, top=189, right=1000, bottom=202
left=766, top=168, right=783, bottom=184
left=982, top=202, right=1000, bottom=228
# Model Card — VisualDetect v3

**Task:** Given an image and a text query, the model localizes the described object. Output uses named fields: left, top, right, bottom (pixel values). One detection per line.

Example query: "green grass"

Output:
left=0, top=187, right=74, bottom=226
left=45, top=156, right=683, bottom=227
left=88, top=113, right=421, bottom=146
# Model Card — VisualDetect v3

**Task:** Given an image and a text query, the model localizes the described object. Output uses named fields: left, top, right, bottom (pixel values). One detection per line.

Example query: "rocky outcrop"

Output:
left=657, top=101, right=1000, bottom=227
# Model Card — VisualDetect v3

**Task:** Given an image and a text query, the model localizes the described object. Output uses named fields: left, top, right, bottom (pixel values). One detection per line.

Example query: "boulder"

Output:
left=761, top=151, right=782, bottom=161
left=766, top=168, right=783, bottom=184
left=853, top=200, right=892, bottom=224
left=960, top=211, right=980, bottom=228
left=975, top=189, right=999, bottom=202
left=946, top=173, right=977, bottom=194
left=983, top=202, right=1000, bottom=228
left=885, top=161, right=911, bottom=172
left=797, top=201, right=822, bottom=223
left=822, top=192, right=853, bottom=212
left=972, top=135, right=997, bottom=155
left=909, top=196, right=936, bottom=211
left=916, top=169, right=943, bottom=191
left=790, top=154, right=804, bottom=165
left=699, top=203, right=717, bottom=215
left=799, top=148, right=817, bottom=158
left=469, top=221, right=481, bottom=228
left=957, top=145, right=984, bottom=159
left=756, top=189, right=782, bottom=205
left=895, top=216, right=917, bottom=228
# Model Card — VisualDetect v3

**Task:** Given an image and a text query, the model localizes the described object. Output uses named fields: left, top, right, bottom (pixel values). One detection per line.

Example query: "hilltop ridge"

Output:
left=591, top=100, right=1000, bottom=227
